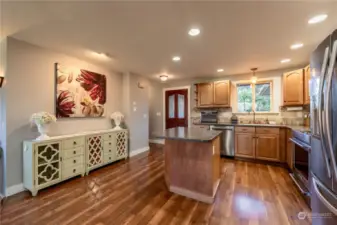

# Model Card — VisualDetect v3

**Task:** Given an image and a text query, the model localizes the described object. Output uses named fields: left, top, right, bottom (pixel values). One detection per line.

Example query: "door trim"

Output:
left=163, top=86, right=191, bottom=130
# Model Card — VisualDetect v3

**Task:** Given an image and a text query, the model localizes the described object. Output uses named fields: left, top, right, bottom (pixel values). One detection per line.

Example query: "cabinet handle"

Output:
left=73, top=141, right=77, bottom=145
left=109, top=135, right=111, bottom=138
left=73, top=160, right=76, bottom=163
left=109, top=142, right=111, bottom=145
left=109, top=157, right=111, bottom=160
left=73, top=151, right=76, bottom=154
left=73, top=169, right=76, bottom=173
left=109, top=150, right=111, bottom=152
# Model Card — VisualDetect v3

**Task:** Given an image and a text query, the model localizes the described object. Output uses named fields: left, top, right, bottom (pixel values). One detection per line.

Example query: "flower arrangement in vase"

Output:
left=30, top=112, right=57, bottom=140
left=110, top=112, right=124, bottom=130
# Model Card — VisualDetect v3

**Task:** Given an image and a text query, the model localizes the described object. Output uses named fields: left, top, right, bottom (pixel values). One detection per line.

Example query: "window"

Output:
left=237, top=81, right=272, bottom=112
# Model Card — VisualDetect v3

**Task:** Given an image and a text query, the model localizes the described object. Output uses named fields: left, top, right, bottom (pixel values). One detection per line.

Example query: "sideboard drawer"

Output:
left=104, top=140, right=116, bottom=150
left=63, top=147, right=84, bottom=159
left=63, top=137, right=85, bottom=149
left=62, top=165, right=84, bottom=180
left=104, top=153, right=117, bottom=163
left=103, top=133, right=116, bottom=141
left=62, top=155, right=84, bottom=168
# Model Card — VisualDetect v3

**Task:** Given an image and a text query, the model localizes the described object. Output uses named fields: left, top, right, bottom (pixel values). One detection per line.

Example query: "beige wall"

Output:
left=4, top=38, right=123, bottom=190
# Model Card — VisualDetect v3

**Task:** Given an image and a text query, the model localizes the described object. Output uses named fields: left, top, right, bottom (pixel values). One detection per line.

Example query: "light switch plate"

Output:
left=156, top=112, right=161, bottom=116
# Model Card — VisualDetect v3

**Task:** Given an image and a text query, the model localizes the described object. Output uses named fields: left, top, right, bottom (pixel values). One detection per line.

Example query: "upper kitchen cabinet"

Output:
left=197, top=82, right=214, bottom=107
left=304, top=65, right=311, bottom=105
left=213, top=80, right=231, bottom=107
left=196, top=80, right=231, bottom=108
left=283, top=69, right=304, bottom=106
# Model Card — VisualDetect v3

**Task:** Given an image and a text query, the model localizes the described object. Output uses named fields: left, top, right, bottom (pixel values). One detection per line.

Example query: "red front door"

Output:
left=165, top=89, right=188, bottom=129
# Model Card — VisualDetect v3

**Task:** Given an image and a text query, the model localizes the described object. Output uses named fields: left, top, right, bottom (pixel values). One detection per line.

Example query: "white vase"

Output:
left=113, top=119, right=122, bottom=130
left=36, top=123, right=50, bottom=140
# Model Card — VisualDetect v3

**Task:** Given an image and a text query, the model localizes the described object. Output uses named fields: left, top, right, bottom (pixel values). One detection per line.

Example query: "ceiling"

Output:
left=1, top=1, right=337, bottom=80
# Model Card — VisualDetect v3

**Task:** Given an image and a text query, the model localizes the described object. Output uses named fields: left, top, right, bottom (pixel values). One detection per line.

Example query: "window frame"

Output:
left=236, top=80, right=273, bottom=113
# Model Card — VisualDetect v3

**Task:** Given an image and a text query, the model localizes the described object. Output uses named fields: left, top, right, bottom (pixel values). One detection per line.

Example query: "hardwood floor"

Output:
left=0, top=145, right=311, bottom=225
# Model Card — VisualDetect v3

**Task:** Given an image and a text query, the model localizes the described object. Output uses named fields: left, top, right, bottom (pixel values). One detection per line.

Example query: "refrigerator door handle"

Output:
left=318, top=46, right=332, bottom=178
left=312, top=176, right=337, bottom=216
left=324, top=39, right=337, bottom=181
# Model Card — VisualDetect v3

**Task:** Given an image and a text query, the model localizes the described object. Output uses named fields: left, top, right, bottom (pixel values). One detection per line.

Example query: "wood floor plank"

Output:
left=0, top=147, right=311, bottom=225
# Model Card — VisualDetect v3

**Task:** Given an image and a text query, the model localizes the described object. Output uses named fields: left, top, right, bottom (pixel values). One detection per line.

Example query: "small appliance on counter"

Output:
left=230, top=114, right=238, bottom=124
left=200, top=110, right=218, bottom=124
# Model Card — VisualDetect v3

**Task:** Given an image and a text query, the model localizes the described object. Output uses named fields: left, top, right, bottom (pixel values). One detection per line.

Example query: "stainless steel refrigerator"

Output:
left=310, top=29, right=337, bottom=225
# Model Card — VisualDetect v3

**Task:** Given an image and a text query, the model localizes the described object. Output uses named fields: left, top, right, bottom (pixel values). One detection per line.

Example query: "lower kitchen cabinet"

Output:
left=255, top=134, right=280, bottom=161
left=235, top=127, right=281, bottom=163
left=235, top=133, right=255, bottom=158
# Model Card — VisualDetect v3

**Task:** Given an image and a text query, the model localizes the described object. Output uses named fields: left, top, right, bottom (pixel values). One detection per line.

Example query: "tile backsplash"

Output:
left=191, top=108, right=310, bottom=126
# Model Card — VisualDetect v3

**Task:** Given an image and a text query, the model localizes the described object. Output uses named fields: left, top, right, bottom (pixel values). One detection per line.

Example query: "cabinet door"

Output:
left=87, top=135, right=103, bottom=170
left=116, top=131, right=128, bottom=159
left=35, top=142, right=61, bottom=189
left=286, top=129, right=294, bottom=170
left=213, top=80, right=230, bottom=107
left=235, top=133, right=255, bottom=158
left=283, top=69, right=304, bottom=105
left=197, top=83, right=214, bottom=107
left=304, top=65, right=311, bottom=105
left=255, top=134, right=280, bottom=162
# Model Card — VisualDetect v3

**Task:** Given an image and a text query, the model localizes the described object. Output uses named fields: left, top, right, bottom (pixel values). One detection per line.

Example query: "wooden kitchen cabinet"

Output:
left=283, top=69, right=304, bottom=106
left=213, top=80, right=230, bottom=107
left=235, top=133, right=255, bottom=159
left=304, top=65, right=311, bottom=105
left=255, top=134, right=280, bottom=162
left=197, top=82, right=214, bottom=107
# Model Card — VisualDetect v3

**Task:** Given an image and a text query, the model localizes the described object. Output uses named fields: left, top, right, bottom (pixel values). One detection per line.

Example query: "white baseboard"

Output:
left=149, top=139, right=165, bottom=145
left=6, top=183, right=25, bottom=196
left=130, top=146, right=150, bottom=157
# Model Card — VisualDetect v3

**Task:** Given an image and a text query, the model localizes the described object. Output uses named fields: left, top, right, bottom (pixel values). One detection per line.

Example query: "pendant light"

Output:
left=251, top=68, right=258, bottom=84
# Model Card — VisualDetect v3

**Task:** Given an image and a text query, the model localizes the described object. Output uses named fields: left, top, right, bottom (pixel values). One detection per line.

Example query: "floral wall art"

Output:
left=55, top=63, right=106, bottom=118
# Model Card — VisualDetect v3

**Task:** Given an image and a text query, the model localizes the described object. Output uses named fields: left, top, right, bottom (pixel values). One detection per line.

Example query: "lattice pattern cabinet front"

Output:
left=24, top=141, right=62, bottom=196
left=23, top=129, right=128, bottom=196
left=116, top=131, right=128, bottom=160
left=86, top=135, right=103, bottom=173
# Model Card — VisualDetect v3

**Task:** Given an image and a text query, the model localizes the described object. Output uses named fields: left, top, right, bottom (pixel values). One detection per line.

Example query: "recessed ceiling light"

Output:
left=172, top=56, right=181, bottom=61
left=160, top=75, right=168, bottom=82
left=217, top=69, right=224, bottom=72
left=281, top=58, right=291, bottom=63
left=188, top=28, right=200, bottom=36
left=290, top=43, right=304, bottom=50
left=308, top=14, right=328, bottom=24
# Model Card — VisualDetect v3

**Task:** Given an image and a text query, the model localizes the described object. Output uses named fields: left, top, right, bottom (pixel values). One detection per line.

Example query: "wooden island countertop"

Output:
left=156, top=127, right=222, bottom=203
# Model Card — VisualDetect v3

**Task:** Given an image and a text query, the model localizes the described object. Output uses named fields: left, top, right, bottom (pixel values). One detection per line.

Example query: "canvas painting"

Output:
left=55, top=63, right=106, bottom=118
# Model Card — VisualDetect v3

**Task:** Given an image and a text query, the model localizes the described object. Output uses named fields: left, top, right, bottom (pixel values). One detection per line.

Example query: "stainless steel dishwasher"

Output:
left=210, top=125, right=235, bottom=157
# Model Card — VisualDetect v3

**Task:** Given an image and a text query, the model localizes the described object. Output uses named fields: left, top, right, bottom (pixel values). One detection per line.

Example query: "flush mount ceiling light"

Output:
left=217, top=69, right=224, bottom=72
left=172, top=56, right=181, bottom=61
left=290, top=43, right=304, bottom=50
left=160, top=75, right=168, bottom=82
left=90, top=51, right=111, bottom=60
left=188, top=28, right=200, bottom=36
left=251, top=68, right=258, bottom=84
left=308, top=14, right=328, bottom=24
left=281, top=58, right=291, bottom=63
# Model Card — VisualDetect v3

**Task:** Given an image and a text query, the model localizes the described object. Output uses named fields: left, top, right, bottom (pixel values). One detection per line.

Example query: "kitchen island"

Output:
left=156, top=127, right=222, bottom=203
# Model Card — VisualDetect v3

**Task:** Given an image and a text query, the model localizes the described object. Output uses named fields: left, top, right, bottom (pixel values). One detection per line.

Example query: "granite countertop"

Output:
left=155, top=127, right=222, bottom=142
left=193, top=122, right=311, bottom=133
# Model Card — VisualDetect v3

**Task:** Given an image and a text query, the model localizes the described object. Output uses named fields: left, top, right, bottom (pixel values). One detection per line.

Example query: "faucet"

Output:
left=249, top=110, right=256, bottom=124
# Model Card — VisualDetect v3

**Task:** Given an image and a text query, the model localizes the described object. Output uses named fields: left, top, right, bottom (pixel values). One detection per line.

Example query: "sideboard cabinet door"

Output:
left=116, top=131, right=128, bottom=159
left=86, top=135, right=104, bottom=171
left=35, top=142, right=61, bottom=189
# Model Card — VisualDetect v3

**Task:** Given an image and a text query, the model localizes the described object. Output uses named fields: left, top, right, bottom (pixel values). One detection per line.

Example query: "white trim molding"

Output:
left=129, top=146, right=150, bottom=157
left=6, top=183, right=25, bottom=196
left=149, top=139, right=165, bottom=145
left=162, top=85, right=191, bottom=130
